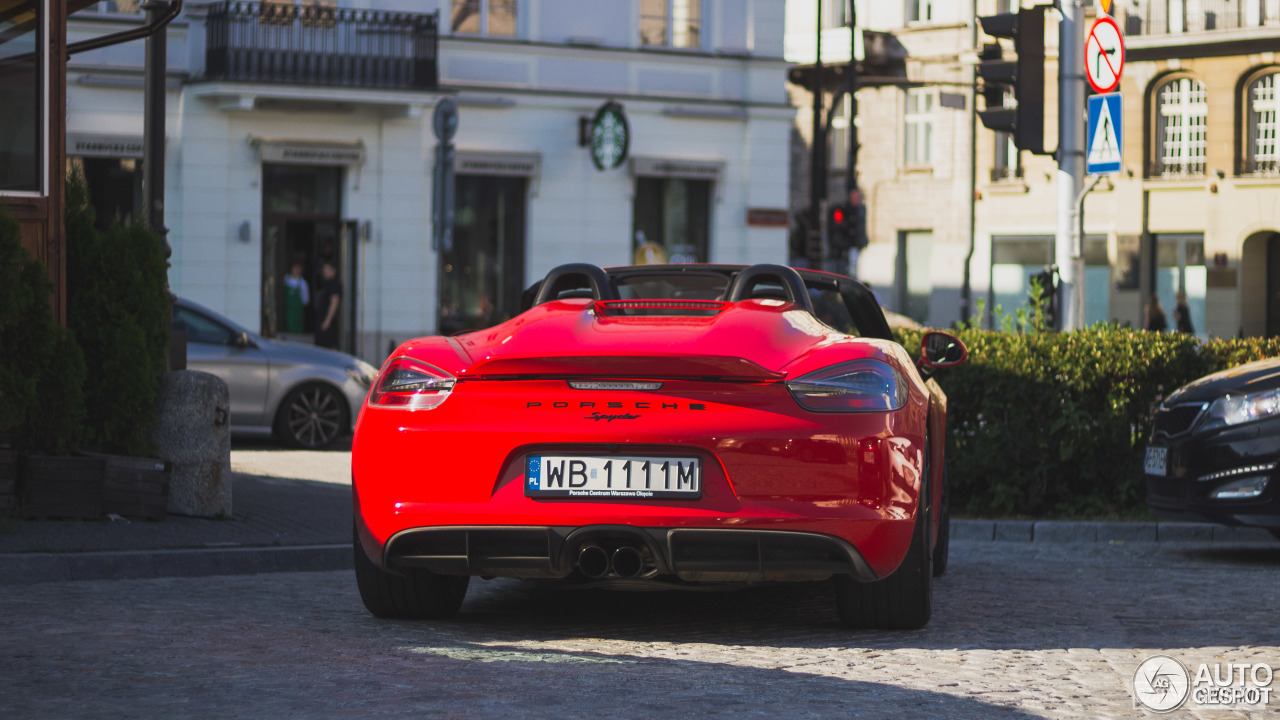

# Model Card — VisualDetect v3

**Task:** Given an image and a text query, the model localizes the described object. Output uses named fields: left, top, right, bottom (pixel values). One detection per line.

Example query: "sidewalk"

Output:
left=0, top=449, right=354, bottom=586
left=0, top=448, right=1275, bottom=585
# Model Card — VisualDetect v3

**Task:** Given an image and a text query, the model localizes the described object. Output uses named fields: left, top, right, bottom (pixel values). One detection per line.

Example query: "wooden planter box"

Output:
left=0, top=453, right=16, bottom=513
left=19, top=455, right=105, bottom=520
left=87, top=453, right=171, bottom=521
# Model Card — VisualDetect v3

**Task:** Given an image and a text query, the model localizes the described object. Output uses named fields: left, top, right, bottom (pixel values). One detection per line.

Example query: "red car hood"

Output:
left=448, top=299, right=846, bottom=380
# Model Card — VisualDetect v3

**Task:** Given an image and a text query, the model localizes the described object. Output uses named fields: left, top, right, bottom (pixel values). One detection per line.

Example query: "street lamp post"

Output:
left=142, top=0, right=185, bottom=370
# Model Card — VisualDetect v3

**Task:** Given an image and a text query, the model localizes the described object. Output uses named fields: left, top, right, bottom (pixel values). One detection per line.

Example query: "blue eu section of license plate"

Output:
left=525, top=455, right=702, bottom=499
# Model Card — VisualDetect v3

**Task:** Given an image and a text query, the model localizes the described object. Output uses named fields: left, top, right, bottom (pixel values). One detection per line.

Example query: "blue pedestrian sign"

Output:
left=1087, top=93, right=1123, bottom=174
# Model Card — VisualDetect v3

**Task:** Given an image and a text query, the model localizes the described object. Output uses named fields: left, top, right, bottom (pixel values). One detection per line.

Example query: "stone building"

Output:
left=67, top=0, right=793, bottom=360
left=787, top=0, right=1280, bottom=337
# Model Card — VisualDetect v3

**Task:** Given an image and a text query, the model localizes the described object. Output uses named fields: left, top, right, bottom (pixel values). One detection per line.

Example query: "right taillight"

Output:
left=368, top=357, right=456, bottom=410
left=786, top=359, right=907, bottom=413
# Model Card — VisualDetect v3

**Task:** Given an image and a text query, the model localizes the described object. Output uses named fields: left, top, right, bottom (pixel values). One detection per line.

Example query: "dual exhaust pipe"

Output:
left=577, top=545, right=645, bottom=579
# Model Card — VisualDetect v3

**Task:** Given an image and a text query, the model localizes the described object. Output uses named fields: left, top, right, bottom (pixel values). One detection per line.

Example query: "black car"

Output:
left=1145, top=356, right=1280, bottom=537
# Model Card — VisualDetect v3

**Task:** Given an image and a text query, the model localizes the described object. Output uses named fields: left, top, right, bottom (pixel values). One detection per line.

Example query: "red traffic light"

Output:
left=832, top=207, right=846, bottom=224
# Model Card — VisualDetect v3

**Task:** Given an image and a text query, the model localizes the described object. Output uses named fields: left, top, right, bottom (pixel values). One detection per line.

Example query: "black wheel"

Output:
left=932, top=478, right=951, bottom=577
left=835, top=492, right=933, bottom=630
left=1268, top=529, right=1280, bottom=541
left=353, top=531, right=469, bottom=619
left=276, top=383, right=347, bottom=449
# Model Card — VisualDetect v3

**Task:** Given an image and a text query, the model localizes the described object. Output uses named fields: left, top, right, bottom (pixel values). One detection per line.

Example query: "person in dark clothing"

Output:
left=315, top=261, right=342, bottom=349
left=1144, top=292, right=1168, bottom=332
left=1174, top=290, right=1194, bottom=334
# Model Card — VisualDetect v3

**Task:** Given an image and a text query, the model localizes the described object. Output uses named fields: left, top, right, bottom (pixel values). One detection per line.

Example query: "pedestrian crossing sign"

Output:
left=1087, top=93, right=1123, bottom=174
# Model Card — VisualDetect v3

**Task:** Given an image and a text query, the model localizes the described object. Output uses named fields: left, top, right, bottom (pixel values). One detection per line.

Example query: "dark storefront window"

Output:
left=439, top=175, right=527, bottom=334
left=71, top=156, right=142, bottom=230
left=0, top=0, right=44, bottom=193
left=632, top=177, right=710, bottom=264
left=991, top=235, right=1110, bottom=325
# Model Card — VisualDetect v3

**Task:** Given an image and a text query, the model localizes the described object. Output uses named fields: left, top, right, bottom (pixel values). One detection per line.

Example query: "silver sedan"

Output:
left=174, top=298, right=378, bottom=449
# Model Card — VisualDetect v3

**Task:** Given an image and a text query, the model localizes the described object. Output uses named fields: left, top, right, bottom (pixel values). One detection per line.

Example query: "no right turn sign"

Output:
left=1085, top=16, right=1125, bottom=94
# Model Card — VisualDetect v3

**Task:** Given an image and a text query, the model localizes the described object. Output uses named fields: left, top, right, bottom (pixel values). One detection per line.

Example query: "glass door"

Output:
left=260, top=164, right=345, bottom=345
left=1268, top=234, right=1280, bottom=338
left=1155, top=234, right=1206, bottom=336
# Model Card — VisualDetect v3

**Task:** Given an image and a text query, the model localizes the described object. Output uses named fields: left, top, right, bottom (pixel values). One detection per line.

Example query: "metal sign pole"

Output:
left=1057, top=0, right=1086, bottom=331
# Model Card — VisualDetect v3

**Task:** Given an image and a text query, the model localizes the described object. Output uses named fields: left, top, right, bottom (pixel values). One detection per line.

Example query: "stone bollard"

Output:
left=151, top=370, right=232, bottom=518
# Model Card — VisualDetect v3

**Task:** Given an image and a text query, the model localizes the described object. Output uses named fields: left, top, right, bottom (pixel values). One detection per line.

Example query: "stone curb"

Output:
left=0, top=544, right=352, bottom=586
left=952, top=519, right=1278, bottom=543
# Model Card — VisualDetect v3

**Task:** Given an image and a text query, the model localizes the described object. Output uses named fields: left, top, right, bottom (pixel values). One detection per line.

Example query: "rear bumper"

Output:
left=381, top=524, right=880, bottom=583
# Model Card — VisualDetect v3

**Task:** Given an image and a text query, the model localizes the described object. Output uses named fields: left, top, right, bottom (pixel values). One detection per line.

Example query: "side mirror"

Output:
left=233, top=332, right=253, bottom=349
left=918, top=330, right=967, bottom=371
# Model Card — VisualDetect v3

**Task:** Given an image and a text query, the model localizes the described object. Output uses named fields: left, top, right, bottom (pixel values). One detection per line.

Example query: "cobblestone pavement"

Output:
left=2, top=540, right=1277, bottom=719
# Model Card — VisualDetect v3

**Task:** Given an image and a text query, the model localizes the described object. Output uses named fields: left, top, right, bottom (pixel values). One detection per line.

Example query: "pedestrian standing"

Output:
left=315, top=261, right=342, bottom=349
left=1174, top=290, right=1194, bottom=334
left=283, top=261, right=310, bottom=334
left=1144, top=293, right=1168, bottom=332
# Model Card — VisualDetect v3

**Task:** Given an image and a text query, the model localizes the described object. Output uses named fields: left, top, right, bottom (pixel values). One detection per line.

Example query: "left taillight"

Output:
left=367, top=357, right=456, bottom=410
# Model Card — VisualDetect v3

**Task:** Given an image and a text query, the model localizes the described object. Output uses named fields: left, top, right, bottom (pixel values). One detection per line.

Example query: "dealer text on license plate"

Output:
left=525, top=455, right=701, bottom=499
left=1144, top=446, right=1167, bottom=476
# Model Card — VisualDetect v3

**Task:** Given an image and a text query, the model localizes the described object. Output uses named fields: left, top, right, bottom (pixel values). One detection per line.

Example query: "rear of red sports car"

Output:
left=352, top=264, right=961, bottom=629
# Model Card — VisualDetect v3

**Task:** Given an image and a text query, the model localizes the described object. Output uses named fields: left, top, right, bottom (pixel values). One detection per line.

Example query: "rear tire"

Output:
left=354, top=531, right=469, bottom=619
left=835, top=501, right=933, bottom=630
left=276, top=383, right=348, bottom=449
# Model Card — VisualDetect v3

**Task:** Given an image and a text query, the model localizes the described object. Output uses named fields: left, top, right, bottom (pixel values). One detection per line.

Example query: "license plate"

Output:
left=1144, top=446, right=1167, bottom=476
left=524, top=455, right=701, bottom=499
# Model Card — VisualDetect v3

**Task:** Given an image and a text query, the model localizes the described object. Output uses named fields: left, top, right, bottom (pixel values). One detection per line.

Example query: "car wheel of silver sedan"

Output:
left=276, top=383, right=348, bottom=449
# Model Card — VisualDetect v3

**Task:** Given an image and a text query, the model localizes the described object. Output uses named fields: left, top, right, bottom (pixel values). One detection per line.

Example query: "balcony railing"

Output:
left=1240, top=157, right=1280, bottom=175
left=1120, top=0, right=1280, bottom=37
left=1149, top=160, right=1208, bottom=177
left=203, top=1, right=438, bottom=90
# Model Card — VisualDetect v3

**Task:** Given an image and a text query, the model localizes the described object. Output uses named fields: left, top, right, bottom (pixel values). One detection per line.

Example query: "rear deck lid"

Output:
left=455, top=299, right=837, bottom=380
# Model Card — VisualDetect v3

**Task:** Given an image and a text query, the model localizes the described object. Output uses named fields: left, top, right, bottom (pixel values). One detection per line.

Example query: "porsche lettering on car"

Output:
left=352, top=263, right=966, bottom=629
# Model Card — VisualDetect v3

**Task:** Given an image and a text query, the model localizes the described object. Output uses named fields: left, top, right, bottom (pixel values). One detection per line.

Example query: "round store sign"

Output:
left=589, top=101, right=630, bottom=171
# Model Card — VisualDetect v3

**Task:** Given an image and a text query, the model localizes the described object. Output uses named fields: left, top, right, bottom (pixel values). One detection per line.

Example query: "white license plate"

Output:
left=524, top=455, right=701, bottom=499
left=1144, top=446, right=1167, bottom=476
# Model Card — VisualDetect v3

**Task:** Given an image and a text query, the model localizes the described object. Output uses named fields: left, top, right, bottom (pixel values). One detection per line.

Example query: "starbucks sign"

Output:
left=589, top=101, right=630, bottom=171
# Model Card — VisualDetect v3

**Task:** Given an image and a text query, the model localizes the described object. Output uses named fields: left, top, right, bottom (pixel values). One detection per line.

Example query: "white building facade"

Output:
left=67, top=0, right=792, bottom=360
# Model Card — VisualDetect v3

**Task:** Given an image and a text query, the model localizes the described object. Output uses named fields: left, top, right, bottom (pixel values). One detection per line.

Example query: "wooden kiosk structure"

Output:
left=2, top=0, right=68, bottom=322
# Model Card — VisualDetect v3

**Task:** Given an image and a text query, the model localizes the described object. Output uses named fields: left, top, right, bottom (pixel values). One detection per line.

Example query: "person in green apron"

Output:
left=283, top=261, right=310, bottom=334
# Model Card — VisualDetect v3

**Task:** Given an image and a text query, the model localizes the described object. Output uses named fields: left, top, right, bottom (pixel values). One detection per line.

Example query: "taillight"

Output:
left=368, top=357, right=456, bottom=410
left=786, top=359, right=907, bottom=412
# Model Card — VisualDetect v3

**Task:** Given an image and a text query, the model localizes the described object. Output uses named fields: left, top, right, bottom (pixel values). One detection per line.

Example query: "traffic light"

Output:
left=828, top=203, right=868, bottom=252
left=977, top=6, right=1046, bottom=155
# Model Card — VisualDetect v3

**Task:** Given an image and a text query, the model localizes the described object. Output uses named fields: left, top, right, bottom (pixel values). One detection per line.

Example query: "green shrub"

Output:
left=0, top=207, right=87, bottom=454
left=65, top=169, right=170, bottom=456
left=896, top=323, right=1280, bottom=519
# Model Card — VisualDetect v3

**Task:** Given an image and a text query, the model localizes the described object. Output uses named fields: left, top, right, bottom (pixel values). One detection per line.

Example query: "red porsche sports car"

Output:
left=352, top=263, right=966, bottom=629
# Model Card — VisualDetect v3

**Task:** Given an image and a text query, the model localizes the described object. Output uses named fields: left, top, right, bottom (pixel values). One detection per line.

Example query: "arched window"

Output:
left=1152, top=77, right=1207, bottom=177
left=1245, top=70, right=1280, bottom=176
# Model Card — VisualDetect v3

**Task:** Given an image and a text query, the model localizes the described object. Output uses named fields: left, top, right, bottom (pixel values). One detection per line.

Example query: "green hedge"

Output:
left=0, top=172, right=168, bottom=457
left=65, top=169, right=170, bottom=456
left=896, top=324, right=1280, bottom=519
left=0, top=209, right=87, bottom=454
